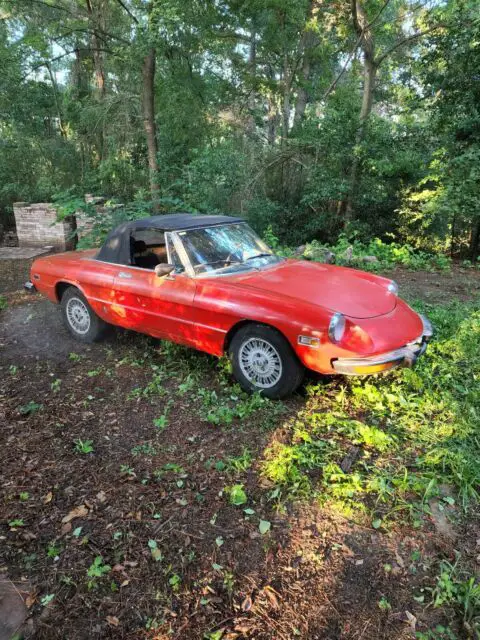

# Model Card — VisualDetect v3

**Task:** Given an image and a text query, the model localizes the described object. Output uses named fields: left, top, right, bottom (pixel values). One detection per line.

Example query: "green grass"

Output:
left=261, top=299, right=480, bottom=525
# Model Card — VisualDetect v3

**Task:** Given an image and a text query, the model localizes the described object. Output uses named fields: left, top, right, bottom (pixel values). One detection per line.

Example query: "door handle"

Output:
left=118, top=271, right=132, bottom=279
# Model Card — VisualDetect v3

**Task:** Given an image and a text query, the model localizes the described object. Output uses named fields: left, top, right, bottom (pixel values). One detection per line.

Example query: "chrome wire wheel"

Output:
left=238, top=337, right=283, bottom=389
left=66, top=297, right=91, bottom=335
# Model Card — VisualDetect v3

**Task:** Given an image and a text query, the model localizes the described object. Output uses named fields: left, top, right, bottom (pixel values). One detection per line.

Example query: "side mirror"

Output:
left=154, top=263, right=175, bottom=278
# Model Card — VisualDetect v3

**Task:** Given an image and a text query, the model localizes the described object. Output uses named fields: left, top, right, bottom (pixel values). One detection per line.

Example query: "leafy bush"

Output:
left=262, top=300, right=480, bottom=519
left=312, top=235, right=452, bottom=272
left=52, top=191, right=196, bottom=248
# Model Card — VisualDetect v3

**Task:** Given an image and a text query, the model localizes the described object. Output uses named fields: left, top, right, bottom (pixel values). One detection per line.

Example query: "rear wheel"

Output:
left=60, top=286, right=110, bottom=343
left=229, top=324, right=304, bottom=399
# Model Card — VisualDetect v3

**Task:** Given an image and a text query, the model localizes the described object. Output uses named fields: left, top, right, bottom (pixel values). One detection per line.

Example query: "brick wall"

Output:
left=13, top=202, right=76, bottom=251
left=75, top=194, right=106, bottom=244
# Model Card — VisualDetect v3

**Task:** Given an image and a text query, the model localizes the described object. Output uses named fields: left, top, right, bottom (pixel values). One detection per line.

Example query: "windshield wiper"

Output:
left=244, top=252, right=273, bottom=261
left=194, top=259, right=241, bottom=271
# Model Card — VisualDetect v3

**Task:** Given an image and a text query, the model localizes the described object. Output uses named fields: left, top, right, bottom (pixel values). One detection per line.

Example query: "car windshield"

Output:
left=178, top=223, right=280, bottom=275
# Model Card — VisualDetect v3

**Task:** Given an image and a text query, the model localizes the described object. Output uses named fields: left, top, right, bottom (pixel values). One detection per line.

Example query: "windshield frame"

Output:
left=171, top=221, right=278, bottom=278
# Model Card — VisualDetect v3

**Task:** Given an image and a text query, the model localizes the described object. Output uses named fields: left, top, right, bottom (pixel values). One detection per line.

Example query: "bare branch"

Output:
left=375, top=23, right=443, bottom=66
left=322, top=0, right=392, bottom=101
left=50, top=27, right=131, bottom=46
left=4, top=0, right=84, bottom=17
left=113, top=0, right=139, bottom=24
left=321, top=31, right=364, bottom=101
left=22, top=47, right=117, bottom=80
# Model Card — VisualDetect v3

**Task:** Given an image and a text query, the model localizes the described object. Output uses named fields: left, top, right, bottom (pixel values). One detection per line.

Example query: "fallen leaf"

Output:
left=234, top=624, right=253, bottom=634
left=395, top=551, right=405, bottom=568
left=96, top=491, right=107, bottom=503
left=120, top=579, right=130, bottom=588
left=259, top=520, right=271, bottom=535
left=241, top=595, right=252, bottom=612
left=264, top=586, right=279, bottom=609
left=43, top=491, right=53, bottom=504
left=25, top=593, right=36, bottom=608
left=112, top=564, right=125, bottom=573
left=21, top=531, right=37, bottom=541
left=61, top=522, right=72, bottom=535
left=106, top=616, right=119, bottom=627
left=405, top=610, right=416, bottom=630
left=61, top=505, right=88, bottom=524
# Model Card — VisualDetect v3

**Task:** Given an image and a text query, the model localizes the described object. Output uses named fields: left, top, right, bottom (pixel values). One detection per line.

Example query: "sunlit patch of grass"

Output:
left=260, top=300, right=480, bottom=524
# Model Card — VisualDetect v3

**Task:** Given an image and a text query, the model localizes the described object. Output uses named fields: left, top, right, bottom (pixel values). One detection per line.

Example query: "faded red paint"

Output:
left=30, top=250, right=424, bottom=375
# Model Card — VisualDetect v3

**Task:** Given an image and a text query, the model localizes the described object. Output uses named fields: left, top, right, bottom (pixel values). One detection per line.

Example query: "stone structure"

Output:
left=13, top=202, right=75, bottom=251
left=76, top=195, right=124, bottom=245
left=75, top=194, right=106, bottom=244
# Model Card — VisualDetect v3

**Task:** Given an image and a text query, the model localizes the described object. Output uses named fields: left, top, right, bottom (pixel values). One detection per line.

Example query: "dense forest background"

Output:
left=0, top=0, right=479, bottom=257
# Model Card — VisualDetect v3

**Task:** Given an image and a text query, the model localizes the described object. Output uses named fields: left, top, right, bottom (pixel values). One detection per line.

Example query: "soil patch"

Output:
left=0, top=271, right=478, bottom=639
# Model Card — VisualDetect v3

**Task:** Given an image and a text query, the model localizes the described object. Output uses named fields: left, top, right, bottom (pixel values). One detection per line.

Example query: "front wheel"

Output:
left=60, top=287, right=110, bottom=343
left=229, top=324, right=304, bottom=399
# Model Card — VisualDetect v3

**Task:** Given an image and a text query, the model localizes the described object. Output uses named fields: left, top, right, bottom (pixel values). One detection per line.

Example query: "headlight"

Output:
left=387, top=280, right=398, bottom=295
left=328, top=312, right=346, bottom=343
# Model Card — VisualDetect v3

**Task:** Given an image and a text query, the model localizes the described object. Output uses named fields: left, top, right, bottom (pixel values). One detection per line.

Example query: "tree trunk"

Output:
left=293, top=0, right=315, bottom=127
left=142, top=47, right=160, bottom=206
left=85, top=0, right=106, bottom=160
left=293, top=56, right=311, bottom=127
left=85, top=0, right=106, bottom=98
left=245, top=27, right=257, bottom=137
left=470, top=218, right=480, bottom=262
left=282, top=54, right=292, bottom=141
left=45, top=62, right=67, bottom=138
left=266, top=66, right=278, bottom=145
left=345, top=55, right=376, bottom=220
left=344, top=0, right=376, bottom=222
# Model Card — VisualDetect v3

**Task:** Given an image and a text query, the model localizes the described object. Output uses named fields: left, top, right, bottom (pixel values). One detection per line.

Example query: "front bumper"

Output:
left=332, top=314, right=433, bottom=376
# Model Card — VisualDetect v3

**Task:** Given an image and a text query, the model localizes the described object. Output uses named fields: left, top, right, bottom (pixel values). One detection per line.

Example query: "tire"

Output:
left=229, top=323, right=304, bottom=399
left=60, top=286, right=110, bottom=343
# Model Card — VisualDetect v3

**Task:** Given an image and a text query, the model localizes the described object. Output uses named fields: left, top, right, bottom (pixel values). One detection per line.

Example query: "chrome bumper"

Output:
left=24, top=281, right=37, bottom=294
left=332, top=314, right=433, bottom=376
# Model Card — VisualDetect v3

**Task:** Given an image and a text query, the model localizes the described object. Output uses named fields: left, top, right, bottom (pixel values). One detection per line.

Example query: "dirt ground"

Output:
left=1, top=265, right=479, bottom=640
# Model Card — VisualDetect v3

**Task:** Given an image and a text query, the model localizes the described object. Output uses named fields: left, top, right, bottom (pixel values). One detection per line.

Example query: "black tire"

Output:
left=60, top=286, right=110, bottom=343
left=229, top=323, right=304, bottom=399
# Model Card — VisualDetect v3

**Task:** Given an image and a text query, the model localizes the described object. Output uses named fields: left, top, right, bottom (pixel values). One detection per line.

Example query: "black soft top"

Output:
left=96, top=213, right=244, bottom=265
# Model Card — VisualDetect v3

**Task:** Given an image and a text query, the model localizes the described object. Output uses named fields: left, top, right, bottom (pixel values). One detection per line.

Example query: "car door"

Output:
left=110, top=241, right=197, bottom=346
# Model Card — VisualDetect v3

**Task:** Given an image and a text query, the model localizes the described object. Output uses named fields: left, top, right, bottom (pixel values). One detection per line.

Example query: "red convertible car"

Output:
left=26, top=214, right=432, bottom=398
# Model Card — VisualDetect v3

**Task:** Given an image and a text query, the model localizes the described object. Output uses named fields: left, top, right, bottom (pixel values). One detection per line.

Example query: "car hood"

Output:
left=229, top=260, right=396, bottom=319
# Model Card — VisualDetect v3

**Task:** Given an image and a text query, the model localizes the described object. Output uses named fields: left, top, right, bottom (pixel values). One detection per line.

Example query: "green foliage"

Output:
left=431, top=560, right=480, bottom=629
left=73, top=439, right=94, bottom=454
left=0, top=296, right=7, bottom=311
left=0, top=0, right=474, bottom=256
left=87, top=556, right=111, bottom=589
left=304, top=235, right=451, bottom=272
left=262, top=299, right=480, bottom=520
left=225, top=484, right=248, bottom=506
left=18, top=401, right=42, bottom=415
left=40, top=594, right=55, bottom=607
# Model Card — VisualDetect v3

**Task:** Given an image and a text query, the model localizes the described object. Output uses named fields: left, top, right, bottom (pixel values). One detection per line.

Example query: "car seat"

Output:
left=132, top=240, right=160, bottom=269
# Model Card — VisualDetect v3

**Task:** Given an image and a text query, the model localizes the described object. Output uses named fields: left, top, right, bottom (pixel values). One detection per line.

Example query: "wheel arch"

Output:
left=224, top=319, right=293, bottom=354
left=55, top=280, right=83, bottom=303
